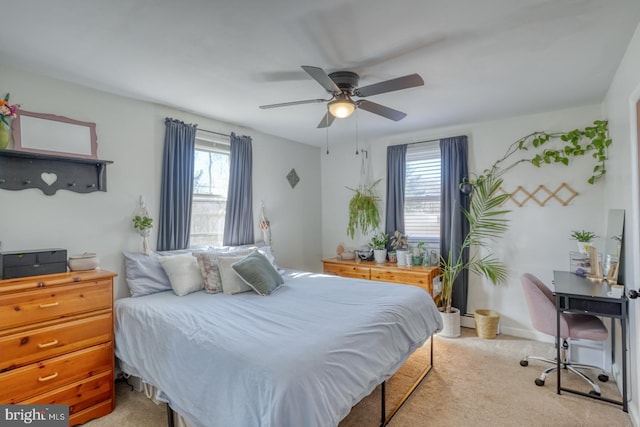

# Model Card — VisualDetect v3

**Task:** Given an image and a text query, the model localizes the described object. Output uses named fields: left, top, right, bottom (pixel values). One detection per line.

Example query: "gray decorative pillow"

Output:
left=196, top=249, right=255, bottom=294
left=231, top=251, right=284, bottom=296
left=217, top=255, right=254, bottom=295
left=123, top=252, right=172, bottom=297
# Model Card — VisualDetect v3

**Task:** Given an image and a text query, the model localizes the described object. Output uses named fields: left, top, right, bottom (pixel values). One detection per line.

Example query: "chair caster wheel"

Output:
left=520, top=360, right=528, bottom=367
left=598, top=374, right=609, bottom=382
left=588, top=390, right=601, bottom=397
left=535, top=378, right=545, bottom=387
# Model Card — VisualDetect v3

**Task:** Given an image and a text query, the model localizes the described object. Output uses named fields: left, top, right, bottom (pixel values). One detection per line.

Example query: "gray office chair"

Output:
left=519, top=273, right=609, bottom=396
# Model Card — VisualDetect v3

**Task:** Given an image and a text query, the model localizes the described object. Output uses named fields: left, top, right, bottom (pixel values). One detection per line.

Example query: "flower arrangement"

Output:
left=0, top=93, right=20, bottom=126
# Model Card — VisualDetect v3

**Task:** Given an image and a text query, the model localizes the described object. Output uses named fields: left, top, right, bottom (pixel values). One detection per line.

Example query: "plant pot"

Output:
left=388, top=251, right=397, bottom=263
left=396, top=249, right=408, bottom=266
left=577, top=241, right=592, bottom=254
left=412, top=256, right=424, bottom=266
left=474, top=309, right=500, bottom=339
left=438, top=307, right=460, bottom=338
left=373, top=249, right=387, bottom=264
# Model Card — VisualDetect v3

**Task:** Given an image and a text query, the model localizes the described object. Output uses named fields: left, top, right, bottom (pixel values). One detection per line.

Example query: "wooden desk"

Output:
left=322, top=258, right=439, bottom=296
left=553, top=270, right=628, bottom=412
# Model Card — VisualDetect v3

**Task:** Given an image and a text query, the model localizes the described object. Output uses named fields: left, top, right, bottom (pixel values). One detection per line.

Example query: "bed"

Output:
left=115, top=267, right=442, bottom=427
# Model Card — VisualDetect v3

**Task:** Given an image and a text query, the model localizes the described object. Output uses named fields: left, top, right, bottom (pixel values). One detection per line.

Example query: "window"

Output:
left=190, top=132, right=230, bottom=247
left=404, top=141, right=441, bottom=242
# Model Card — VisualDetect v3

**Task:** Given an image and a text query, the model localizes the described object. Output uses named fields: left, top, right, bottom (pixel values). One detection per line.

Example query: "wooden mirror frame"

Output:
left=11, top=109, right=98, bottom=159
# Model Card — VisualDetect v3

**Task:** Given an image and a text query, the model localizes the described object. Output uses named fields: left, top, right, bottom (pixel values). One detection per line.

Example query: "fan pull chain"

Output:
left=325, top=114, right=330, bottom=155
left=355, top=109, right=359, bottom=155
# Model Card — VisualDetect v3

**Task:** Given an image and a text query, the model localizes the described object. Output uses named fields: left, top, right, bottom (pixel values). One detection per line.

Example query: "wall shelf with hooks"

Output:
left=0, top=149, right=113, bottom=196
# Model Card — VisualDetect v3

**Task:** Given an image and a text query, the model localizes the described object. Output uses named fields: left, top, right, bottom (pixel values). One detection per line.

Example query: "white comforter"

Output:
left=115, top=270, right=442, bottom=427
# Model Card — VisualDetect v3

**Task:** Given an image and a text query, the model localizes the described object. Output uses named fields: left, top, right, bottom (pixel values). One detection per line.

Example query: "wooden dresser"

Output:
left=322, top=258, right=439, bottom=296
left=0, top=269, right=117, bottom=426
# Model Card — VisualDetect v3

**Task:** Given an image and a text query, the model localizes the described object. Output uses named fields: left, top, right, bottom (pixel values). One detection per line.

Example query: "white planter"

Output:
left=373, top=249, right=387, bottom=264
left=438, top=307, right=461, bottom=338
left=577, top=241, right=592, bottom=254
left=396, top=249, right=408, bottom=266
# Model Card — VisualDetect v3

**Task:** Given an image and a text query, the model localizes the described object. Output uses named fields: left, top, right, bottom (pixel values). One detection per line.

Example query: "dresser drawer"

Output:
left=0, top=312, right=112, bottom=372
left=323, top=263, right=370, bottom=280
left=0, top=342, right=113, bottom=403
left=20, top=370, right=113, bottom=417
left=0, top=280, right=112, bottom=329
left=370, top=269, right=433, bottom=293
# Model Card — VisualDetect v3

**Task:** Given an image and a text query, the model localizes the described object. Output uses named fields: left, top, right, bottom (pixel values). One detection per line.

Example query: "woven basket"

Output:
left=474, top=309, right=500, bottom=339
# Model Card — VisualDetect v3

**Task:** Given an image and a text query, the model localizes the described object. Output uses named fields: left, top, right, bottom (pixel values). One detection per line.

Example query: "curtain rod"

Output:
left=198, top=128, right=230, bottom=138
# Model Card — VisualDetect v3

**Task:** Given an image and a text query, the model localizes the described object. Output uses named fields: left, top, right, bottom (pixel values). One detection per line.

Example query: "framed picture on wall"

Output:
left=11, top=109, right=98, bottom=159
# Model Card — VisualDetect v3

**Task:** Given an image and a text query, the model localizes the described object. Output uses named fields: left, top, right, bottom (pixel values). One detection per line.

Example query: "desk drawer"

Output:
left=0, top=312, right=112, bottom=372
left=0, top=342, right=112, bottom=403
left=323, top=263, right=370, bottom=280
left=562, top=296, right=623, bottom=317
left=0, top=280, right=112, bottom=329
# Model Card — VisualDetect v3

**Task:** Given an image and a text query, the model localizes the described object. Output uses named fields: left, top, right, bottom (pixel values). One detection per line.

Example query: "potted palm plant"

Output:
left=439, top=174, right=510, bottom=337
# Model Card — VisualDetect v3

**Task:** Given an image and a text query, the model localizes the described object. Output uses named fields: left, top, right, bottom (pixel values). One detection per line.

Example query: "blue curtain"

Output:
left=223, top=132, right=254, bottom=246
left=157, top=118, right=197, bottom=251
left=440, top=136, right=469, bottom=314
left=385, top=144, right=407, bottom=239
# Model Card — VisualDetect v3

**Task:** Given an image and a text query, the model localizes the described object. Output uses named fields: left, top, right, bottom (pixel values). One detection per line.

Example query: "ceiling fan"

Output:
left=259, top=66, right=424, bottom=128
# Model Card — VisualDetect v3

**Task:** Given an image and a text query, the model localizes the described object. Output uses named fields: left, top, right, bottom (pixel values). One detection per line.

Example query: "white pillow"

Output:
left=217, top=255, right=253, bottom=295
left=158, top=254, right=204, bottom=296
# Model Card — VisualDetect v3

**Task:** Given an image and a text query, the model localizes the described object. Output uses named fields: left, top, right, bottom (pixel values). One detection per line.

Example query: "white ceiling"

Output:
left=3, top=0, right=640, bottom=147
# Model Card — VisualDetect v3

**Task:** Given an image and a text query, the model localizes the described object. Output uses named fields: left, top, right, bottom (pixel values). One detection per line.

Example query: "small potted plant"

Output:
left=133, top=197, right=153, bottom=255
left=412, top=242, right=426, bottom=266
left=571, top=230, right=598, bottom=254
left=370, top=231, right=389, bottom=264
left=390, top=230, right=409, bottom=266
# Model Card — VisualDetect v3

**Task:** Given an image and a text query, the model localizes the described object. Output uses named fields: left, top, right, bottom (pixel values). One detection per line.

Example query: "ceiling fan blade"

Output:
left=259, top=98, right=327, bottom=109
left=357, top=100, right=407, bottom=121
left=317, top=112, right=336, bottom=128
left=355, top=73, right=424, bottom=97
left=302, top=65, right=341, bottom=94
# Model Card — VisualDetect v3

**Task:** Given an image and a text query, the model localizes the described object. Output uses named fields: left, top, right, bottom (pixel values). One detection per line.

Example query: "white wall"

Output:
left=603, top=20, right=640, bottom=426
left=322, top=103, right=606, bottom=338
left=0, top=64, right=322, bottom=300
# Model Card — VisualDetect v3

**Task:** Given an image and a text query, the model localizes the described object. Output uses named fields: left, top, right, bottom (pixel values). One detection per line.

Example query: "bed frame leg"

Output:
left=167, top=404, right=175, bottom=427
left=380, top=381, right=386, bottom=427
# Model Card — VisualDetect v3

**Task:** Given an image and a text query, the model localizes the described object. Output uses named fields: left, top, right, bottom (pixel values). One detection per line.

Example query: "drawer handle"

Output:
left=38, top=372, right=59, bottom=382
left=37, top=339, right=59, bottom=349
left=39, top=302, right=60, bottom=308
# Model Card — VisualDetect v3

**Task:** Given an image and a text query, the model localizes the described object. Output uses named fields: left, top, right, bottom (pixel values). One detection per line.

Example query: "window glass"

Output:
left=404, top=141, right=441, bottom=241
left=190, top=133, right=230, bottom=247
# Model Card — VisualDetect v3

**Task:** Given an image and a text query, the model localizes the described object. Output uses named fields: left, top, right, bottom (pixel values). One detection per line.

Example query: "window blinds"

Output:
left=404, top=141, right=441, bottom=240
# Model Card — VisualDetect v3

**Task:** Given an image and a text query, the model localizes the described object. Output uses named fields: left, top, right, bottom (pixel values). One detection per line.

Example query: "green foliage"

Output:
left=346, top=179, right=381, bottom=239
left=133, top=215, right=153, bottom=231
left=370, top=231, right=388, bottom=250
left=440, top=175, right=510, bottom=313
left=390, top=230, right=408, bottom=250
left=570, top=230, right=598, bottom=242
left=484, top=120, right=611, bottom=185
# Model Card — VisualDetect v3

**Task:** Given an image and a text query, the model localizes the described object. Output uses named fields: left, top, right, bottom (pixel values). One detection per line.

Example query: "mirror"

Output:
left=11, top=110, right=98, bottom=159
left=603, top=209, right=624, bottom=284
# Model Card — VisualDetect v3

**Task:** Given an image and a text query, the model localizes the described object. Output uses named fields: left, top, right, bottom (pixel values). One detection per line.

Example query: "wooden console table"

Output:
left=322, top=258, right=439, bottom=297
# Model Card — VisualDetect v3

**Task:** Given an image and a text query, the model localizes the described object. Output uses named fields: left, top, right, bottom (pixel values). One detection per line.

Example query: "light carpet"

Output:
left=84, top=328, right=632, bottom=426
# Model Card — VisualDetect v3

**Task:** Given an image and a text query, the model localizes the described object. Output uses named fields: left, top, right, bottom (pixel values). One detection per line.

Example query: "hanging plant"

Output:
left=346, top=179, right=381, bottom=239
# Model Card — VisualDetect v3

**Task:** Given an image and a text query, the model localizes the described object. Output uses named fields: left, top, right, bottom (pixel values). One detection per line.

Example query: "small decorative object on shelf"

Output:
left=259, top=201, right=272, bottom=245
left=570, top=229, right=598, bottom=254
left=68, top=252, right=99, bottom=271
left=133, top=196, right=153, bottom=255
left=0, top=93, right=20, bottom=150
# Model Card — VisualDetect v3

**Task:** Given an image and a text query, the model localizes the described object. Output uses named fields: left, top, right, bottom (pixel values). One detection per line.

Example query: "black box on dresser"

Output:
left=0, top=248, right=67, bottom=279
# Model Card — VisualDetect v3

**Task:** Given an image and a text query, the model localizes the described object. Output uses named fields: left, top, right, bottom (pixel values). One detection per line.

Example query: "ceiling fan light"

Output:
left=328, top=96, right=356, bottom=118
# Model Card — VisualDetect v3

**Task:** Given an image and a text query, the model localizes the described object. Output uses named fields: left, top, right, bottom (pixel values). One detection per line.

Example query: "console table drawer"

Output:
left=323, top=263, right=370, bottom=279
left=0, top=280, right=112, bottom=329
left=0, top=312, right=112, bottom=372
left=370, top=269, right=433, bottom=293
left=0, top=342, right=113, bottom=403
